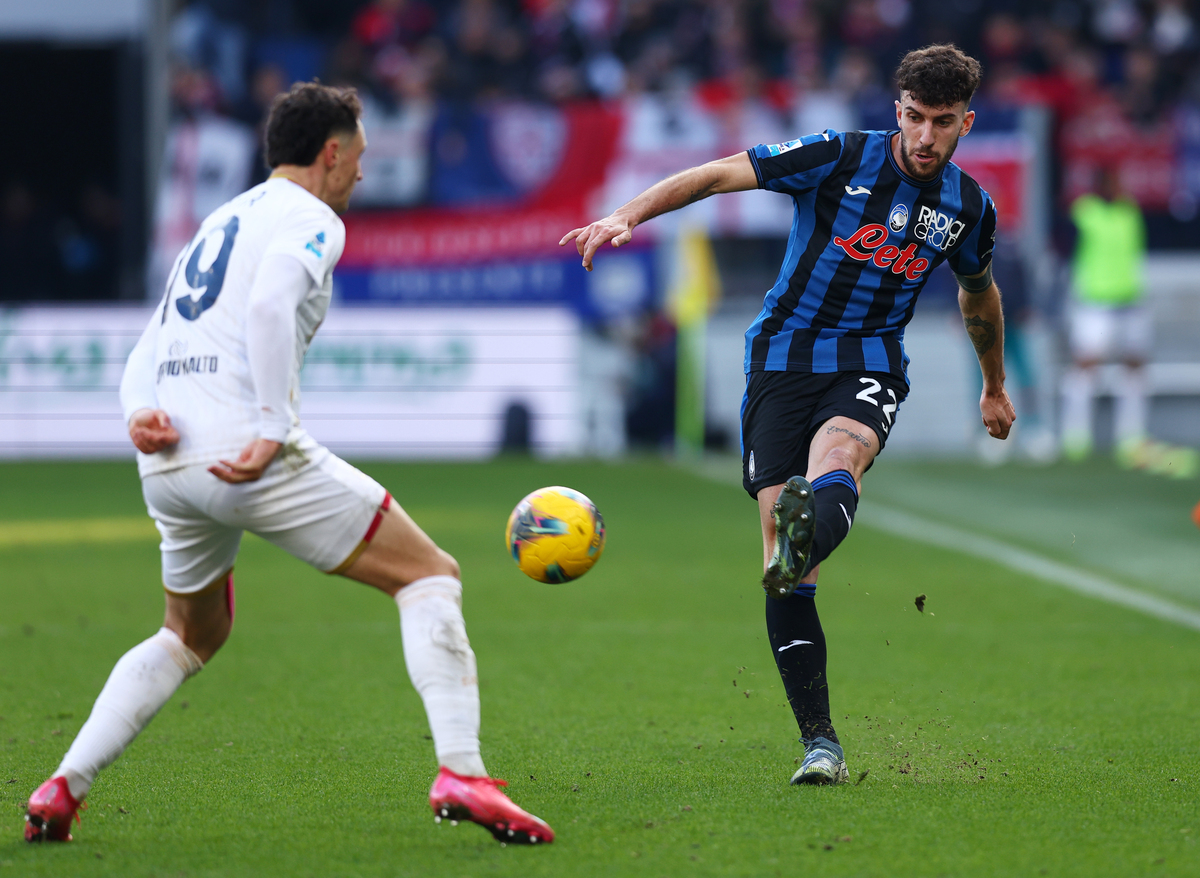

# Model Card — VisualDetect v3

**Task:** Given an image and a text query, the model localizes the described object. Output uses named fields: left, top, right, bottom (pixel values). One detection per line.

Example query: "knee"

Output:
left=819, top=446, right=857, bottom=474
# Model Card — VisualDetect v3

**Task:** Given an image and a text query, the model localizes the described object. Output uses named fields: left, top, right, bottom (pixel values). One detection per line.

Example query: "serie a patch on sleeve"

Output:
left=766, top=139, right=804, bottom=156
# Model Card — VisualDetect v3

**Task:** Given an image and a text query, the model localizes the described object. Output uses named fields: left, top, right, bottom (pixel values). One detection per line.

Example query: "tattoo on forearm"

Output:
left=826, top=425, right=872, bottom=448
left=963, top=315, right=997, bottom=357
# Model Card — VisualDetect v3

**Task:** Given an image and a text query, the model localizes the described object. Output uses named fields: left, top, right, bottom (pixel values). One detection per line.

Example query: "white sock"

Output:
left=1061, top=367, right=1097, bottom=454
left=56, top=628, right=202, bottom=800
left=396, top=576, right=487, bottom=778
left=1114, top=367, right=1149, bottom=444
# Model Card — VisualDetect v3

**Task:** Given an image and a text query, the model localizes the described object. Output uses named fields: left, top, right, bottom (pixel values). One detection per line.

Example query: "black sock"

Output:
left=807, top=470, right=859, bottom=572
left=766, top=594, right=837, bottom=744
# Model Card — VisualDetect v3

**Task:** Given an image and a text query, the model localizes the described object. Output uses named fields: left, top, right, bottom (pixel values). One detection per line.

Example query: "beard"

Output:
left=899, top=130, right=959, bottom=181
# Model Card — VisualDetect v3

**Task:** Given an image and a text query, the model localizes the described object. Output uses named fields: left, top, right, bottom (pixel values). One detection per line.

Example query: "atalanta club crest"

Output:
left=889, top=204, right=909, bottom=233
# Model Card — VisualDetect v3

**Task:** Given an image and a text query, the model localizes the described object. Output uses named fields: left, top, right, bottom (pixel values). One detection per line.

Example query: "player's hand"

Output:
left=129, top=408, right=180, bottom=454
left=559, top=215, right=634, bottom=272
left=208, top=439, right=282, bottom=484
left=980, top=387, right=1016, bottom=440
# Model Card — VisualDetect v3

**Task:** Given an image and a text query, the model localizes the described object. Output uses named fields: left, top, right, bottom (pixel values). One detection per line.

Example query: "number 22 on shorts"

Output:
left=856, top=377, right=897, bottom=433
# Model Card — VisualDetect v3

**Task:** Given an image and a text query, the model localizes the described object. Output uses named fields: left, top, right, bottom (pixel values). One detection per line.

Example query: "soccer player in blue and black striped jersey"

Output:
left=562, top=45, right=1015, bottom=786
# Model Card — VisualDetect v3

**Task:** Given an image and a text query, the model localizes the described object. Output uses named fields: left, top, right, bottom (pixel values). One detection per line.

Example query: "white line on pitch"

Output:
left=683, top=459, right=1200, bottom=632
left=860, top=504, right=1200, bottom=632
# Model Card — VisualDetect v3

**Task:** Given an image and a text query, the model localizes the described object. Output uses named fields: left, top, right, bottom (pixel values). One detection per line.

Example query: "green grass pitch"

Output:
left=2, top=457, right=1198, bottom=877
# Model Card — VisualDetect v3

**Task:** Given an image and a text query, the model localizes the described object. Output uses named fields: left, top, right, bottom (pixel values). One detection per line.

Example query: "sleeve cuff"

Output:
left=746, top=149, right=765, bottom=189
left=123, top=401, right=158, bottom=425
left=257, top=416, right=292, bottom=443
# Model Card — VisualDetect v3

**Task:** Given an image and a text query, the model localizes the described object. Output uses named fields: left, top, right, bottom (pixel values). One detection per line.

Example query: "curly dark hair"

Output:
left=895, top=44, right=982, bottom=109
left=265, top=82, right=362, bottom=168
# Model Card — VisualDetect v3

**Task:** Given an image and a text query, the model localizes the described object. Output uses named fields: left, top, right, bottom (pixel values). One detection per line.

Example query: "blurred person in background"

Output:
left=147, top=65, right=255, bottom=298
left=351, top=0, right=436, bottom=53
left=0, top=183, right=60, bottom=301
left=1061, top=166, right=1150, bottom=465
left=440, top=0, right=534, bottom=101
left=57, top=184, right=123, bottom=301
left=1118, top=45, right=1170, bottom=125
left=624, top=311, right=678, bottom=449
left=789, top=47, right=871, bottom=135
left=170, top=0, right=249, bottom=108
left=352, top=42, right=440, bottom=207
left=243, top=64, right=290, bottom=186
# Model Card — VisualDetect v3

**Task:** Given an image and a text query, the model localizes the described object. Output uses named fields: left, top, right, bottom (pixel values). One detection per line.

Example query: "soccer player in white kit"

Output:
left=24, top=82, right=553, bottom=846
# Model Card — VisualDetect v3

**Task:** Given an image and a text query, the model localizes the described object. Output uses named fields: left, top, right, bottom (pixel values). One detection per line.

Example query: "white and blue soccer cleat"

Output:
left=790, top=737, right=849, bottom=785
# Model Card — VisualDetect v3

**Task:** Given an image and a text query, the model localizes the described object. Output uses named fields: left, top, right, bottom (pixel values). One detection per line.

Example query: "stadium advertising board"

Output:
left=0, top=307, right=581, bottom=459
left=336, top=207, right=657, bottom=321
left=338, top=99, right=660, bottom=320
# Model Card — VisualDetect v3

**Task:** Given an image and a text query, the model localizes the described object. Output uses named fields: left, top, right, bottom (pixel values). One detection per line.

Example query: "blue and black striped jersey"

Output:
left=744, top=129, right=997, bottom=383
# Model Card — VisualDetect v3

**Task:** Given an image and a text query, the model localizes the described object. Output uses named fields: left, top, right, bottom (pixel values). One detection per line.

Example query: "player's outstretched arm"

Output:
left=957, top=271, right=1015, bottom=440
left=559, top=152, right=758, bottom=271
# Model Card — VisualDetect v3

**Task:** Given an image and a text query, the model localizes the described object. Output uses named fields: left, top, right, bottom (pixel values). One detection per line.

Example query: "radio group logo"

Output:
left=914, top=206, right=965, bottom=251
left=888, top=204, right=909, bottom=233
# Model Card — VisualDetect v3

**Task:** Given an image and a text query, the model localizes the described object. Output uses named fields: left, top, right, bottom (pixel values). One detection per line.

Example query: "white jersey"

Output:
left=122, top=177, right=345, bottom=477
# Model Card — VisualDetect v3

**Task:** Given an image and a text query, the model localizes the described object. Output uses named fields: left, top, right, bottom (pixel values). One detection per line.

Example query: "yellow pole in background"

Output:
left=666, top=227, right=722, bottom=458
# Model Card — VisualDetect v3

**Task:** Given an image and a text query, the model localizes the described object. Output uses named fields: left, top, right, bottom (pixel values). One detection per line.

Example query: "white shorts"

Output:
left=142, top=450, right=389, bottom=595
left=1069, top=302, right=1152, bottom=362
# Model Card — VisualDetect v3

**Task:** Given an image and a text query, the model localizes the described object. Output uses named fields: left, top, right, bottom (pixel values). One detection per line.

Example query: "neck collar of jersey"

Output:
left=886, top=131, right=945, bottom=189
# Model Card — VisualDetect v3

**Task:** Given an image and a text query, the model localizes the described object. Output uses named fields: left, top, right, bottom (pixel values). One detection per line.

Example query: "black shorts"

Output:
left=740, top=370, right=909, bottom=498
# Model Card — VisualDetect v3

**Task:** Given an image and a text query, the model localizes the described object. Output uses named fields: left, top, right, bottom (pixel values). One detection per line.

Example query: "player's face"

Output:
left=893, top=93, right=974, bottom=181
left=325, top=122, right=367, bottom=214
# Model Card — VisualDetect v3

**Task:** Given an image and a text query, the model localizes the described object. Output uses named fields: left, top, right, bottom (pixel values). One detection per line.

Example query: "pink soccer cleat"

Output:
left=429, top=767, right=555, bottom=844
left=24, top=776, right=82, bottom=842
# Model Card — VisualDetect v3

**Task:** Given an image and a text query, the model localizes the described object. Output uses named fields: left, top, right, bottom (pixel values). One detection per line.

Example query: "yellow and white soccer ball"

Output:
left=505, top=486, right=606, bottom=583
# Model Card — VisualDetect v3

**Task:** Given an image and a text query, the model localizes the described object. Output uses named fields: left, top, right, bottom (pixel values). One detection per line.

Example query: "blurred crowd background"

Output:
left=161, top=0, right=1200, bottom=232
left=6, top=0, right=1200, bottom=302
left=3, top=0, right=1200, bottom=463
